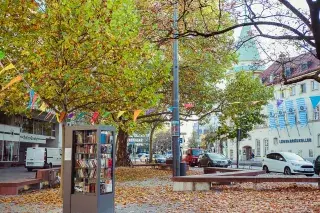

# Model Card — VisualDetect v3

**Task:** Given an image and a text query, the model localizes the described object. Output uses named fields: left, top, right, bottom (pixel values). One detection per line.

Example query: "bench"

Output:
left=172, top=175, right=320, bottom=191
left=0, top=179, right=41, bottom=195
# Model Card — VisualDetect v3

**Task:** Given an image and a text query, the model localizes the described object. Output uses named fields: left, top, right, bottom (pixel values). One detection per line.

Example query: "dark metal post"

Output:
left=236, top=128, right=241, bottom=169
left=172, top=0, right=180, bottom=177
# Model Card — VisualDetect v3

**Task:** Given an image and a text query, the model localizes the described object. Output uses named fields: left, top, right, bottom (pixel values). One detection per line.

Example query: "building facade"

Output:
left=0, top=112, right=60, bottom=166
left=226, top=51, right=320, bottom=162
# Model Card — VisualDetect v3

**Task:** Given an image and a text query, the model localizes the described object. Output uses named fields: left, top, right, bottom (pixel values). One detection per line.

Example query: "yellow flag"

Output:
left=1, top=75, right=22, bottom=91
left=133, top=110, right=142, bottom=122
left=0, top=63, right=15, bottom=75
left=117, top=111, right=125, bottom=118
left=251, top=101, right=260, bottom=105
left=39, top=102, right=47, bottom=112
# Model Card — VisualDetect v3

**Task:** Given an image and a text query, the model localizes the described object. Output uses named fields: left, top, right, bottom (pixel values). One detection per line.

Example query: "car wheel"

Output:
left=27, top=168, right=33, bottom=172
left=49, top=163, right=53, bottom=168
left=208, top=162, right=212, bottom=167
left=263, top=165, right=270, bottom=173
left=284, top=166, right=292, bottom=175
left=306, top=174, right=314, bottom=177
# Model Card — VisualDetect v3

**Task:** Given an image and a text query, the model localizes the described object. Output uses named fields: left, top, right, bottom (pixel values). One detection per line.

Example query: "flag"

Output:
left=277, top=104, right=286, bottom=129
left=31, top=93, right=39, bottom=109
left=276, top=99, right=283, bottom=107
left=285, top=100, right=296, bottom=128
left=183, top=103, right=194, bottom=109
left=67, top=113, right=75, bottom=119
left=146, top=108, right=156, bottom=115
left=168, top=107, right=174, bottom=112
left=0, top=63, right=15, bottom=75
left=133, top=110, right=142, bottom=121
left=309, top=96, right=320, bottom=109
left=117, top=111, right=125, bottom=118
left=267, top=104, right=277, bottom=129
left=251, top=101, right=260, bottom=105
left=39, top=102, right=47, bottom=112
left=102, top=111, right=110, bottom=118
left=56, top=112, right=67, bottom=123
left=0, top=51, right=5, bottom=60
left=296, top=98, right=308, bottom=127
left=1, top=75, right=22, bottom=91
left=45, top=111, right=53, bottom=120
left=91, top=112, right=99, bottom=124
left=28, top=90, right=35, bottom=108
left=75, top=112, right=86, bottom=121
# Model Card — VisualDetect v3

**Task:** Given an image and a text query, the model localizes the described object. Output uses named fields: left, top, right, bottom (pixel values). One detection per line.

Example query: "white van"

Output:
left=25, top=147, right=62, bottom=172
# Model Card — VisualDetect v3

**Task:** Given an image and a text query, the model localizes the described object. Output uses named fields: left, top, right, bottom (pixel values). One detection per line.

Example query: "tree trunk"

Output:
left=219, top=140, right=223, bottom=155
left=148, top=124, right=157, bottom=163
left=59, top=121, right=66, bottom=198
left=116, top=127, right=130, bottom=167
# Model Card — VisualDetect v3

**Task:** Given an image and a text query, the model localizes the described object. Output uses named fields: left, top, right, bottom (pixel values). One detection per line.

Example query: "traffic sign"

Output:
left=179, top=138, right=184, bottom=144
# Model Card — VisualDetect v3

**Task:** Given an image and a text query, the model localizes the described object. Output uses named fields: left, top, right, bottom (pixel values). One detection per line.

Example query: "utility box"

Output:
left=63, top=125, right=116, bottom=213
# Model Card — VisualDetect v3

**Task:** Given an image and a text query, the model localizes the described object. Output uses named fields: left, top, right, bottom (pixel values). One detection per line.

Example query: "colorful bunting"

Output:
left=91, top=112, right=99, bottom=124
left=133, top=110, right=142, bottom=121
left=0, top=63, right=15, bottom=75
left=117, top=111, right=125, bottom=118
left=146, top=108, right=156, bottom=115
left=102, top=111, right=111, bottom=118
left=28, top=90, right=35, bottom=108
left=56, top=112, right=67, bottom=123
left=75, top=112, right=86, bottom=121
left=309, top=96, right=320, bottom=109
left=276, top=99, right=283, bottom=107
left=67, top=113, right=75, bottom=119
left=1, top=75, right=22, bottom=91
left=39, top=102, right=47, bottom=112
left=183, top=103, right=194, bottom=109
left=31, top=93, right=39, bottom=109
left=0, top=51, right=5, bottom=60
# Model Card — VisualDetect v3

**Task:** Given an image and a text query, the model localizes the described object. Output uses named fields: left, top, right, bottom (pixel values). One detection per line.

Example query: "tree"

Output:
left=153, top=128, right=172, bottom=154
left=215, top=71, right=273, bottom=141
left=0, top=0, right=170, bottom=192
left=171, top=0, right=320, bottom=83
left=188, top=131, right=199, bottom=148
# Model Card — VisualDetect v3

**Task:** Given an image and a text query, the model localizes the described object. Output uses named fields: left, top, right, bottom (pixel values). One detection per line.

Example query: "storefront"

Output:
left=0, top=113, right=59, bottom=167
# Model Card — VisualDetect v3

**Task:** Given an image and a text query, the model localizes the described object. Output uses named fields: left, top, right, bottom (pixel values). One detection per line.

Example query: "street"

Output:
left=0, top=167, right=36, bottom=182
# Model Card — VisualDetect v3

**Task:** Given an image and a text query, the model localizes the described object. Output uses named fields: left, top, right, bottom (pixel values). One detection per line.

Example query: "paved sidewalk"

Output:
left=0, top=167, right=35, bottom=182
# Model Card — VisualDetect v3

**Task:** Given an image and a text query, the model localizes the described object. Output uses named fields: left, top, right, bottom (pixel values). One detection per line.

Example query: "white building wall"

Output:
left=227, top=79, right=320, bottom=162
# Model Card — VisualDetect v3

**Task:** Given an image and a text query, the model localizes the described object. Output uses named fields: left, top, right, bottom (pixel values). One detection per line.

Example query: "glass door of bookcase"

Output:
left=73, top=130, right=98, bottom=194
left=99, top=130, right=114, bottom=194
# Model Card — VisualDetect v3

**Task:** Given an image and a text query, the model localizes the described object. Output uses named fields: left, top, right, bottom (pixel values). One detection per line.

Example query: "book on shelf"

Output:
left=76, top=145, right=96, bottom=154
left=76, top=159, right=97, bottom=168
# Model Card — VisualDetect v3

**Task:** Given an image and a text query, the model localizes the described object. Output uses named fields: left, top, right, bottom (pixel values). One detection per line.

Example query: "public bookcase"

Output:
left=63, top=125, right=116, bottom=213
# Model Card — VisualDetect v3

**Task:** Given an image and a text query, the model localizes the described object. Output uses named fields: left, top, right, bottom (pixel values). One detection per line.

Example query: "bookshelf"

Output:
left=64, top=125, right=115, bottom=213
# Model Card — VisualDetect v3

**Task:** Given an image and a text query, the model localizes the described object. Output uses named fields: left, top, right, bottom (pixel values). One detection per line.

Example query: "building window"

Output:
left=314, top=106, right=320, bottom=120
left=300, top=83, right=307, bottom=93
left=309, top=149, right=313, bottom=157
left=285, top=67, right=293, bottom=77
left=269, top=74, right=274, bottom=83
left=273, top=137, right=278, bottom=145
left=298, top=150, right=302, bottom=157
left=312, top=81, right=319, bottom=91
left=290, top=86, right=296, bottom=96
left=256, top=139, right=261, bottom=156
left=230, top=149, right=234, bottom=160
left=263, top=139, right=269, bottom=156
left=1, top=141, right=19, bottom=162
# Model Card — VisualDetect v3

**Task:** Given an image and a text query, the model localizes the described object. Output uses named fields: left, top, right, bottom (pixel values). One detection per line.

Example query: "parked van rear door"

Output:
left=26, top=147, right=46, bottom=168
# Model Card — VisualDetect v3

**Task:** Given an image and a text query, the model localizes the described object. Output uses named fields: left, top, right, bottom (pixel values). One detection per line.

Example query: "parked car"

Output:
left=165, top=151, right=173, bottom=159
left=154, top=154, right=166, bottom=163
left=198, top=153, right=231, bottom=168
left=25, top=147, right=62, bottom=172
left=262, top=152, right=314, bottom=176
left=315, top=155, right=320, bottom=175
left=140, top=154, right=149, bottom=162
left=137, top=153, right=146, bottom=158
left=183, top=148, right=203, bottom=167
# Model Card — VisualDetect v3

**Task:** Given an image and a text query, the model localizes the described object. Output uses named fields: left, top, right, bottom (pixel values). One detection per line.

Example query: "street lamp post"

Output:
left=172, top=0, right=180, bottom=176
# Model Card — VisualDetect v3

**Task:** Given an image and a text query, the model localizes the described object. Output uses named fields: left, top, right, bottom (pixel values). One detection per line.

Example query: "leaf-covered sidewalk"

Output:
left=0, top=168, right=319, bottom=213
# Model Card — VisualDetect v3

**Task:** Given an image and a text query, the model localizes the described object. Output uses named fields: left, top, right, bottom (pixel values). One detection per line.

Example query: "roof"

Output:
left=260, top=50, right=320, bottom=85
left=236, top=25, right=261, bottom=62
left=232, top=64, right=265, bottom=73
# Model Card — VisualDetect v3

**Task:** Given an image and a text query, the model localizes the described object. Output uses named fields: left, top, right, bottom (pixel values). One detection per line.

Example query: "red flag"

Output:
left=91, top=112, right=99, bottom=124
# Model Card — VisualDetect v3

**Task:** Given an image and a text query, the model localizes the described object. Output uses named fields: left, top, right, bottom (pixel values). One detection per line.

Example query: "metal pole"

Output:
left=236, top=128, right=241, bottom=169
left=172, top=0, right=180, bottom=177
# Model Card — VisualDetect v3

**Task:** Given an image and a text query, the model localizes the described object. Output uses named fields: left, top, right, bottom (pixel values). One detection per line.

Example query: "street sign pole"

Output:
left=172, top=0, right=180, bottom=177
left=236, top=128, right=241, bottom=169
